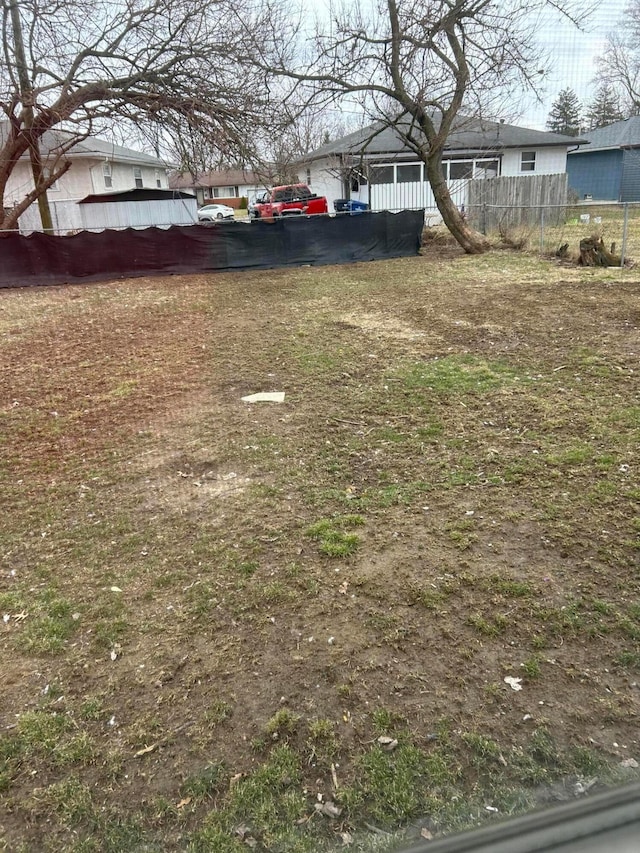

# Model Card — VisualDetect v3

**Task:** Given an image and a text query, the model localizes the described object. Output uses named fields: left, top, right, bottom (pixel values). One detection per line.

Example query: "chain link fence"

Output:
left=461, top=201, right=640, bottom=265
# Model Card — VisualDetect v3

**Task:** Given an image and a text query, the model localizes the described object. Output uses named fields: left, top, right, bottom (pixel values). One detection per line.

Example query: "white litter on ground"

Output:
left=241, top=392, right=285, bottom=403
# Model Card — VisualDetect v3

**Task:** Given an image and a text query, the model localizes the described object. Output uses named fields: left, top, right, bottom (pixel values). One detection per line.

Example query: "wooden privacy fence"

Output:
left=467, top=173, right=568, bottom=232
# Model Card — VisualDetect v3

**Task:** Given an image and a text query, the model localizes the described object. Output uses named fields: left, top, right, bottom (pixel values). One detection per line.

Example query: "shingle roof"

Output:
left=568, top=116, right=640, bottom=154
left=0, top=122, right=167, bottom=166
left=170, top=169, right=262, bottom=189
left=302, top=116, right=585, bottom=161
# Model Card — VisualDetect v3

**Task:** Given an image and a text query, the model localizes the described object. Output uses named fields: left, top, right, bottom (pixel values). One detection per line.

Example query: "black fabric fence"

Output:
left=0, top=210, right=424, bottom=289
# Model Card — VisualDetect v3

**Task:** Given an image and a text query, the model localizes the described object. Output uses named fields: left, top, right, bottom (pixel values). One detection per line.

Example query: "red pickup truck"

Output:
left=250, top=184, right=329, bottom=220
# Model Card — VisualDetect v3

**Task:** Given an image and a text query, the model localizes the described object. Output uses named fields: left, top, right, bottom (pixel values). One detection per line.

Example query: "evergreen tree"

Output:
left=546, top=88, right=582, bottom=136
left=586, top=83, right=624, bottom=129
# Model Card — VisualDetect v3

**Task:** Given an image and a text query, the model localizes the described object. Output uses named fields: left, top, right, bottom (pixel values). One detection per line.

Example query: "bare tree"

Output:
left=0, top=0, right=280, bottom=231
left=249, top=102, right=362, bottom=186
left=252, top=0, right=579, bottom=254
left=596, top=4, right=640, bottom=116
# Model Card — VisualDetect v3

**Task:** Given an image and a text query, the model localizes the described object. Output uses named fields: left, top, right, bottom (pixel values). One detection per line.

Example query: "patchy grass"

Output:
left=2, top=252, right=640, bottom=850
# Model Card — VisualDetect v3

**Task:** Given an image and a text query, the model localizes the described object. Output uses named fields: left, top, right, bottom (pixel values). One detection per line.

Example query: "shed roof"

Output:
left=568, top=116, right=640, bottom=154
left=78, top=188, right=195, bottom=204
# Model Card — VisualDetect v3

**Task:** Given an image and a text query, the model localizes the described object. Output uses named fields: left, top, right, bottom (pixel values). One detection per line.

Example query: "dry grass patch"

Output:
left=2, top=251, right=640, bottom=851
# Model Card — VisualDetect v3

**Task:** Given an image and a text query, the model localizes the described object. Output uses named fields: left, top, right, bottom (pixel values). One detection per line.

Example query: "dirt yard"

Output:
left=1, top=247, right=639, bottom=851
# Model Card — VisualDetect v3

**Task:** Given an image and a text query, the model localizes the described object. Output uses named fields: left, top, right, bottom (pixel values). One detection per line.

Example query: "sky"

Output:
left=517, top=0, right=628, bottom=129
left=325, top=0, right=629, bottom=134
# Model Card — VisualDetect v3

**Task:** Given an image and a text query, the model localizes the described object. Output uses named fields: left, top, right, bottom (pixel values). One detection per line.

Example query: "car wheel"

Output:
left=216, top=212, right=223, bottom=219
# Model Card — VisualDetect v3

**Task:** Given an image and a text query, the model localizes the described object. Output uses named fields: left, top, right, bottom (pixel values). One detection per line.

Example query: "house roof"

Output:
left=170, top=169, right=262, bottom=189
left=302, top=116, right=585, bottom=162
left=0, top=122, right=167, bottom=167
left=568, top=116, right=640, bottom=154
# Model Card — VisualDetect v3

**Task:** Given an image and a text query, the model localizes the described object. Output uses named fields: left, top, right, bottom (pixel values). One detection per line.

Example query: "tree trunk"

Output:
left=578, top=236, right=621, bottom=267
left=425, top=153, right=489, bottom=254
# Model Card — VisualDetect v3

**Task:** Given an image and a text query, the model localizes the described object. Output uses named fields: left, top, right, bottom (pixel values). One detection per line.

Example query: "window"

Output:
left=213, top=186, right=237, bottom=198
left=103, top=162, right=112, bottom=188
left=397, top=164, right=421, bottom=183
left=370, top=165, right=394, bottom=184
left=475, top=159, right=499, bottom=179
left=521, top=151, right=536, bottom=172
left=350, top=171, right=367, bottom=192
left=155, top=170, right=162, bottom=189
left=449, top=161, right=474, bottom=180
left=133, top=167, right=143, bottom=188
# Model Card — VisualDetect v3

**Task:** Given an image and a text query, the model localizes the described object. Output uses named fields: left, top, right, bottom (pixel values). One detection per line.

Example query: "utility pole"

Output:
left=9, top=0, right=54, bottom=232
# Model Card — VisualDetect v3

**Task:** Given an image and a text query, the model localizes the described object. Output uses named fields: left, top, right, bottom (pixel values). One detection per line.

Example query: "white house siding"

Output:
left=9, top=155, right=168, bottom=232
left=308, top=147, right=569, bottom=214
left=7, top=159, right=167, bottom=209
left=87, top=160, right=168, bottom=193
left=304, top=164, right=343, bottom=207
left=501, top=147, right=567, bottom=176
left=201, top=183, right=263, bottom=203
left=79, top=197, right=198, bottom=231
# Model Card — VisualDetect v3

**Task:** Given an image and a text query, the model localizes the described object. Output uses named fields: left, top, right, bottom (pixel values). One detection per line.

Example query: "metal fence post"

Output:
left=621, top=203, right=629, bottom=267
left=540, top=209, right=545, bottom=255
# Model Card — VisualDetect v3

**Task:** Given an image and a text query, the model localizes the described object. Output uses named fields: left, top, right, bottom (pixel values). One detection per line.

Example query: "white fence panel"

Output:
left=80, top=198, right=198, bottom=231
left=370, top=178, right=469, bottom=212
left=18, top=199, right=83, bottom=234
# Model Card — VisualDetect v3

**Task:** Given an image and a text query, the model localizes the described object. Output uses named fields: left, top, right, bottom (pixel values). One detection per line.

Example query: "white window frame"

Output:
left=133, top=166, right=143, bottom=188
left=103, top=162, right=112, bottom=188
left=520, top=151, right=536, bottom=172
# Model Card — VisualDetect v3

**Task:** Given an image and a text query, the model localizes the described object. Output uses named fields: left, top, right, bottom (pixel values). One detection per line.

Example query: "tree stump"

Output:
left=578, top=235, right=621, bottom=267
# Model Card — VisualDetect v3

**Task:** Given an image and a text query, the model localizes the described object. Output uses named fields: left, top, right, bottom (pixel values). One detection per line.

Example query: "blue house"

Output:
left=567, top=117, right=640, bottom=202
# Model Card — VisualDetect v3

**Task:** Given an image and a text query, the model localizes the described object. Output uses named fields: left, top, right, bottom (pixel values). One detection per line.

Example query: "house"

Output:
left=1, top=124, right=172, bottom=232
left=298, top=116, right=584, bottom=213
left=567, top=117, right=640, bottom=202
left=169, top=169, right=264, bottom=208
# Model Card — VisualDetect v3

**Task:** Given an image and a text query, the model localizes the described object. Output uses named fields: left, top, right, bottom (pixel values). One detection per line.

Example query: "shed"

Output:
left=567, top=117, right=640, bottom=202
left=77, top=187, right=198, bottom=230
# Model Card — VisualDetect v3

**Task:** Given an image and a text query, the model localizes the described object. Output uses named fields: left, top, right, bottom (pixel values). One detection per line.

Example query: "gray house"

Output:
left=567, top=117, right=640, bottom=202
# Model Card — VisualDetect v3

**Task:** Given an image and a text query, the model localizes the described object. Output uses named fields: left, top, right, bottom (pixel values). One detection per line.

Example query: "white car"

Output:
left=197, top=203, right=235, bottom=222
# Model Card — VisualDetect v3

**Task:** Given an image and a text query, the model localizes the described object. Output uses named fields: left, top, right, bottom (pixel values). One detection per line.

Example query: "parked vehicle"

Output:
left=198, top=203, right=235, bottom=222
left=250, top=184, right=328, bottom=220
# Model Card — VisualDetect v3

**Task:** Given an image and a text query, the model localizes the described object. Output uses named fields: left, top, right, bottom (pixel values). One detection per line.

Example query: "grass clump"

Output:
left=2, top=588, right=79, bottom=654
left=306, top=514, right=365, bottom=557
left=307, top=718, right=340, bottom=767
left=181, top=763, right=226, bottom=802
left=264, top=709, right=300, bottom=741
left=395, top=355, right=521, bottom=397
